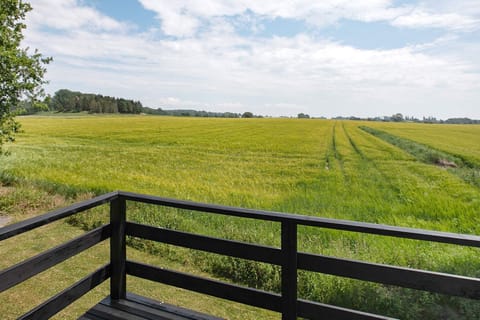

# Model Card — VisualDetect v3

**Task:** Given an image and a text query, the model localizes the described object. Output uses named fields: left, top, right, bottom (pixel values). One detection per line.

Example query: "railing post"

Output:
left=110, top=197, right=126, bottom=300
left=281, top=221, right=297, bottom=320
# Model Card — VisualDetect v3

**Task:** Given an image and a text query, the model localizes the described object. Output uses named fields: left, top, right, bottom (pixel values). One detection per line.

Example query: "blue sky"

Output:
left=24, top=0, right=480, bottom=118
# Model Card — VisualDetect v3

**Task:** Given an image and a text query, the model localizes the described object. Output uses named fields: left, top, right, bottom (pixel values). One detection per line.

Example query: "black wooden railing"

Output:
left=2, top=191, right=480, bottom=319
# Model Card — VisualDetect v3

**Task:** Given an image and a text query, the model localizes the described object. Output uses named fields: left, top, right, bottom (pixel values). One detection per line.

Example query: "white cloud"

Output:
left=28, top=0, right=127, bottom=31
left=137, top=0, right=409, bottom=36
left=137, top=0, right=480, bottom=37
left=21, top=0, right=480, bottom=119
left=419, top=0, right=480, bottom=17
left=393, top=8, right=479, bottom=31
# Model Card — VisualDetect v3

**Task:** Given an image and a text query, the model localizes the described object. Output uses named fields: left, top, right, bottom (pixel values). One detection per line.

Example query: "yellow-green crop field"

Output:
left=1, top=115, right=480, bottom=319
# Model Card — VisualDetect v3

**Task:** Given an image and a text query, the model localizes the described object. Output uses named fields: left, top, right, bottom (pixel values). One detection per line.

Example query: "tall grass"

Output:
left=2, top=115, right=480, bottom=318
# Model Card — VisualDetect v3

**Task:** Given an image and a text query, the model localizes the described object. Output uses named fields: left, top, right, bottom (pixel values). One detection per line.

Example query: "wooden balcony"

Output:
left=2, top=191, right=480, bottom=319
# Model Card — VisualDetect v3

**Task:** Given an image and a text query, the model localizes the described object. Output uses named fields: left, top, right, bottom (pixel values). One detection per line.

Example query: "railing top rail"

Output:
left=0, top=191, right=118, bottom=241
left=119, top=191, right=480, bottom=247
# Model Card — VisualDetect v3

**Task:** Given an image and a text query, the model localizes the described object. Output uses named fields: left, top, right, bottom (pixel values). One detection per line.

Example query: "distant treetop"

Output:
left=48, top=89, right=143, bottom=114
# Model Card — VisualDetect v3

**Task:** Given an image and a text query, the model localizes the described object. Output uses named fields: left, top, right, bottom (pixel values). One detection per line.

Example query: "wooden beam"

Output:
left=0, top=225, right=110, bottom=293
left=110, top=197, right=127, bottom=300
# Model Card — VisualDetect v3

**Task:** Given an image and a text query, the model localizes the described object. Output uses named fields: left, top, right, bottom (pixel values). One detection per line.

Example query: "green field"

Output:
left=2, top=115, right=480, bottom=319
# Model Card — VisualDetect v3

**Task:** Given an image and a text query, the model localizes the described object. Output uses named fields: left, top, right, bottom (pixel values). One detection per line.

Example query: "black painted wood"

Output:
left=126, top=222, right=282, bottom=265
left=118, top=191, right=480, bottom=247
left=297, top=299, right=396, bottom=320
left=0, top=225, right=110, bottom=293
left=281, top=221, right=297, bottom=320
left=111, top=197, right=127, bottom=300
left=81, top=293, right=224, bottom=320
left=102, top=299, right=184, bottom=320
left=0, top=192, right=117, bottom=241
left=19, top=264, right=110, bottom=320
left=126, top=293, right=224, bottom=320
left=79, top=315, right=106, bottom=320
left=126, top=260, right=282, bottom=312
left=298, top=252, right=480, bottom=299
left=86, top=303, right=147, bottom=320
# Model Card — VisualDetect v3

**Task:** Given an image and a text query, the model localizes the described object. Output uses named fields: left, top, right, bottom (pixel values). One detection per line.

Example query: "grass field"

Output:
left=1, top=115, right=480, bottom=319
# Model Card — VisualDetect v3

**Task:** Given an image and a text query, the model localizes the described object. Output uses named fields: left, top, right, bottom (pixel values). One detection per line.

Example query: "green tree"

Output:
left=241, top=111, right=253, bottom=118
left=297, top=113, right=310, bottom=119
left=391, top=113, right=404, bottom=122
left=1, top=0, right=51, bottom=153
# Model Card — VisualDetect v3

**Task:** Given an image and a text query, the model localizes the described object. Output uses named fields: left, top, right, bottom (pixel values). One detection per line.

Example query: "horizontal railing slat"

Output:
left=0, top=191, right=117, bottom=241
left=119, top=191, right=480, bottom=247
left=297, top=299, right=396, bottom=320
left=126, top=260, right=282, bottom=312
left=298, top=252, right=480, bottom=299
left=0, top=225, right=110, bottom=293
left=126, top=222, right=282, bottom=265
left=19, top=264, right=110, bottom=320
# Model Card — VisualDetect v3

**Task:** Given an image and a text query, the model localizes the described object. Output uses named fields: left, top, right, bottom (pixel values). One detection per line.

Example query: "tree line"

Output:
left=16, top=89, right=143, bottom=114
left=334, top=113, right=480, bottom=124
left=142, top=106, right=246, bottom=118
left=15, top=90, right=478, bottom=123
left=48, top=89, right=143, bottom=114
left=16, top=89, right=262, bottom=118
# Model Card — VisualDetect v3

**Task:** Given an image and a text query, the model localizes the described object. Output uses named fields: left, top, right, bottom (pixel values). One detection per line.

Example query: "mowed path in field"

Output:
left=2, top=116, right=479, bottom=234
left=367, top=122, right=480, bottom=166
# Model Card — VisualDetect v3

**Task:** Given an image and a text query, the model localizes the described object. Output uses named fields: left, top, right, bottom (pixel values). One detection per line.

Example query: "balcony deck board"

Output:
left=80, top=293, right=224, bottom=320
